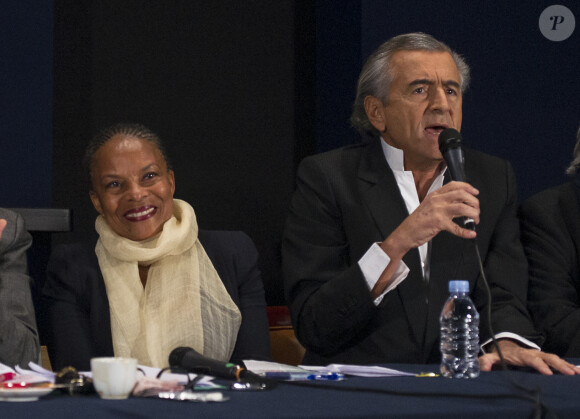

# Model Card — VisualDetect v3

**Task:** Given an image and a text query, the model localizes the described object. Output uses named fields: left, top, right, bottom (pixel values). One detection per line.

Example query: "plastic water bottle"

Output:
left=439, top=280, right=480, bottom=378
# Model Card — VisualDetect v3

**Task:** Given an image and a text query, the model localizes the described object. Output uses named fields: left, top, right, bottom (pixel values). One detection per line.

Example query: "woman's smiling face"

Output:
left=89, top=134, right=175, bottom=241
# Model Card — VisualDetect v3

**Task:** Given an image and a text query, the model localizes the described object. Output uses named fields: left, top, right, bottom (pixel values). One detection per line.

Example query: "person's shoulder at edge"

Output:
left=48, top=230, right=259, bottom=266
left=299, top=140, right=373, bottom=164
left=198, top=229, right=255, bottom=249
left=0, top=207, right=19, bottom=222
left=301, top=141, right=509, bottom=172
left=0, top=208, right=31, bottom=250
left=191, top=229, right=262, bottom=281
left=49, top=240, right=98, bottom=263
left=46, top=230, right=261, bottom=277
left=521, top=181, right=573, bottom=208
left=463, top=146, right=511, bottom=168
left=294, top=141, right=378, bottom=187
left=518, top=182, right=575, bottom=235
left=43, top=241, right=101, bottom=303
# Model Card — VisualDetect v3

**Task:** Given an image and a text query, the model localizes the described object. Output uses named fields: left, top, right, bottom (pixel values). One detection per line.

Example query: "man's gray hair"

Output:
left=565, top=126, right=580, bottom=176
left=350, top=32, right=471, bottom=137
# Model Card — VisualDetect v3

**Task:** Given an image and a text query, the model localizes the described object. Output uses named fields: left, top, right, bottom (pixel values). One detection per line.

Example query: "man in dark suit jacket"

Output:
left=0, top=208, right=40, bottom=367
left=520, top=127, right=580, bottom=357
left=42, top=230, right=271, bottom=371
left=283, top=32, right=578, bottom=374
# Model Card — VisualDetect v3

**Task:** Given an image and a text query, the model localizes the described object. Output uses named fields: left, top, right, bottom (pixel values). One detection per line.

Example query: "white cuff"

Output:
left=358, top=243, right=410, bottom=306
left=480, top=332, right=541, bottom=353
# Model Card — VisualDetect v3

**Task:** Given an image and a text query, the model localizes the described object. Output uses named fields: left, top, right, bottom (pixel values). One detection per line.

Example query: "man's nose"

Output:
left=429, top=87, right=450, bottom=113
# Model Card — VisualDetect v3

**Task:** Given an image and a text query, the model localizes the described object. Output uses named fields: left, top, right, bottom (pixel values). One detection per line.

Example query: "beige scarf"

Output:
left=95, top=199, right=241, bottom=368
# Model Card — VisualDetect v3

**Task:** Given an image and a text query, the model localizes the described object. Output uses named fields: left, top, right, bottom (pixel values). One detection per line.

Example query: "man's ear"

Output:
left=89, top=190, right=103, bottom=215
left=364, top=96, right=387, bottom=133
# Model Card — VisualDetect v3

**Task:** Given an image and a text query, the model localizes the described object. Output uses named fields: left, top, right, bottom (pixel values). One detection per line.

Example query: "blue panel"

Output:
left=315, top=0, right=362, bottom=152
left=360, top=0, right=580, bottom=200
left=0, top=1, right=53, bottom=207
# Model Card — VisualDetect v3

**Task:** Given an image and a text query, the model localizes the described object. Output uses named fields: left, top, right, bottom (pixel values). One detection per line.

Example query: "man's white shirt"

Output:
left=357, top=138, right=539, bottom=350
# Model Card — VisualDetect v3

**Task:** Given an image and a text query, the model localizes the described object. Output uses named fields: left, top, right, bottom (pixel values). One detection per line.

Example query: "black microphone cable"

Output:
left=474, top=239, right=549, bottom=418
left=269, top=239, right=556, bottom=416
left=264, top=236, right=557, bottom=418
left=157, top=244, right=555, bottom=417
left=439, top=127, right=554, bottom=417
left=456, top=235, right=555, bottom=419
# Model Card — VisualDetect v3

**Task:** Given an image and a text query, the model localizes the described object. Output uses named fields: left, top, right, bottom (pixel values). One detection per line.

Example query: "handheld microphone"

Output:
left=168, top=347, right=260, bottom=381
left=438, top=128, right=475, bottom=231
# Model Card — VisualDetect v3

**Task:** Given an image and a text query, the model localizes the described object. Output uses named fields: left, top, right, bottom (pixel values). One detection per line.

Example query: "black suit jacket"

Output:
left=41, top=230, right=271, bottom=371
left=283, top=138, right=541, bottom=365
left=520, top=177, right=580, bottom=357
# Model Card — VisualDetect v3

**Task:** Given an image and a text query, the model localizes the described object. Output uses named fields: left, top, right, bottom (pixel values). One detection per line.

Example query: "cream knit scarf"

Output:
left=95, top=199, right=241, bottom=368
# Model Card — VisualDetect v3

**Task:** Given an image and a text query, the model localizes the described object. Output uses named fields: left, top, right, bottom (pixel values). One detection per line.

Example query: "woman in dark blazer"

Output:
left=42, top=123, right=270, bottom=371
left=520, top=127, right=580, bottom=357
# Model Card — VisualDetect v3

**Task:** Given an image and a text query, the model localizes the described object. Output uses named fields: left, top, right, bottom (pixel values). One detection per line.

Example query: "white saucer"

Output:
left=0, top=387, right=54, bottom=402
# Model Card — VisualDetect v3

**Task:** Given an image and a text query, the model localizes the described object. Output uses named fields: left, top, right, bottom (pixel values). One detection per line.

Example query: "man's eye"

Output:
left=413, top=87, right=425, bottom=94
left=144, top=172, right=157, bottom=180
left=446, top=88, right=457, bottom=95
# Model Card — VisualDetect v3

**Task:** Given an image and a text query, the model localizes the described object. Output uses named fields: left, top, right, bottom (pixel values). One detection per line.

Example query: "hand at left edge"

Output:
left=478, top=339, right=580, bottom=375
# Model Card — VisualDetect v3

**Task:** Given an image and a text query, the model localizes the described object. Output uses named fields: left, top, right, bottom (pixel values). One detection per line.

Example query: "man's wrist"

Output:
left=379, top=232, right=408, bottom=261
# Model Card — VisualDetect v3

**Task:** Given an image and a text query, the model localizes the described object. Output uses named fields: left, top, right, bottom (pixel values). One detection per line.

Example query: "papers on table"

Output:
left=17, top=363, right=56, bottom=382
left=3, top=359, right=416, bottom=390
left=244, top=360, right=312, bottom=375
left=0, top=362, right=221, bottom=390
left=136, top=365, right=219, bottom=389
left=0, top=363, right=14, bottom=375
left=245, top=360, right=414, bottom=377
left=299, top=364, right=415, bottom=377
left=0, top=362, right=56, bottom=384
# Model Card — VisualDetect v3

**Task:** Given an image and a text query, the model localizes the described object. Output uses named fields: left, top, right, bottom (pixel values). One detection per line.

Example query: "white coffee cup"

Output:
left=90, top=357, right=137, bottom=400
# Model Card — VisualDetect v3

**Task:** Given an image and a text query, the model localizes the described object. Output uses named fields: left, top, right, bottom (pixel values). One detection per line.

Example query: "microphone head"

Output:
left=169, top=346, right=194, bottom=367
left=438, top=128, right=463, bottom=154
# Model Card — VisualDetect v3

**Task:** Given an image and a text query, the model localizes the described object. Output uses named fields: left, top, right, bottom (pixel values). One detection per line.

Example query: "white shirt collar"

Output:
left=379, top=137, right=447, bottom=177
left=380, top=138, right=406, bottom=172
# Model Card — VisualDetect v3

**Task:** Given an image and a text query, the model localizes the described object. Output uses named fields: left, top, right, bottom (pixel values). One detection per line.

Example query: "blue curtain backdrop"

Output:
left=315, top=0, right=580, bottom=201
left=0, top=1, right=52, bottom=207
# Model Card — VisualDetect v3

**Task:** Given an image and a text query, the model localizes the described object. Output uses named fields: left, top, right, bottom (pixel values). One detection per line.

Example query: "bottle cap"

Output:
left=448, top=280, right=469, bottom=293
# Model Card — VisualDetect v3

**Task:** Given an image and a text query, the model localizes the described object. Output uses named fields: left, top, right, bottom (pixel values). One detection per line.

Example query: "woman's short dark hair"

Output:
left=83, top=122, right=172, bottom=188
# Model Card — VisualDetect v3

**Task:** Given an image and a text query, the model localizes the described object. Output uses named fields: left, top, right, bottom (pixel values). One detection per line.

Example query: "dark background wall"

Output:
left=0, top=1, right=52, bottom=207
left=51, top=0, right=302, bottom=305
left=2, top=1, right=579, bottom=306
left=314, top=1, right=580, bottom=200
left=361, top=1, right=580, bottom=201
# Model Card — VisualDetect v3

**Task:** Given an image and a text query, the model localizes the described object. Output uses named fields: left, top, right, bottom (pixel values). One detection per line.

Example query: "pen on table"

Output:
left=416, top=372, right=439, bottom=377
left=263, top=372, right=344, bottom=381
left=306, top=373, right=344, bottom=381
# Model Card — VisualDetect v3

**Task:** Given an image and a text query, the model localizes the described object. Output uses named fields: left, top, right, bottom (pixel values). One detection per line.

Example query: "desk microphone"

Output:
left=168, top=347, right=260, bottom=381
left=438, top=128, right=475, bottom=231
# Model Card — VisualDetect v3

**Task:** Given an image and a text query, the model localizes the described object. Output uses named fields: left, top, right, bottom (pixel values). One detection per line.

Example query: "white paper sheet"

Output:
left=298, top=364, right=415, bottom=377
left=244, top=360, right=414, bottom=377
